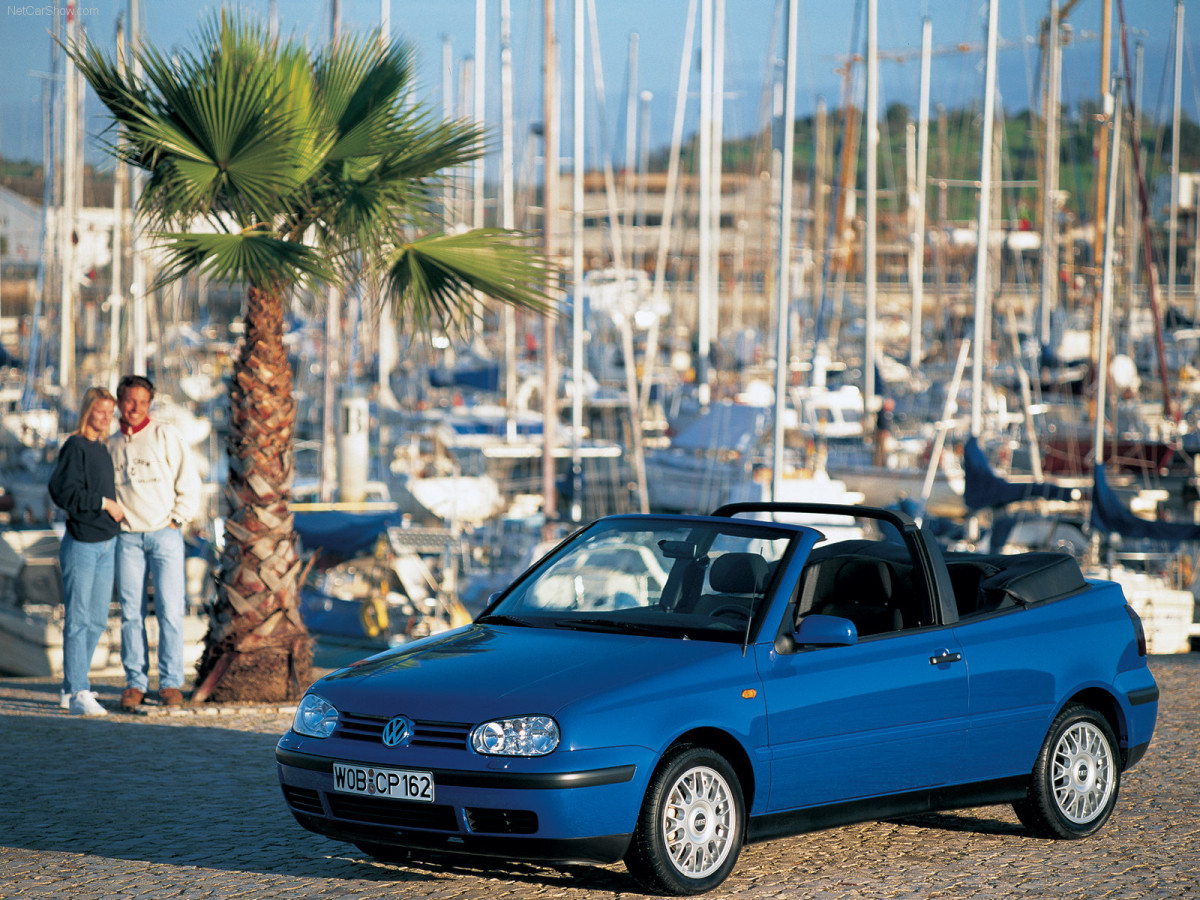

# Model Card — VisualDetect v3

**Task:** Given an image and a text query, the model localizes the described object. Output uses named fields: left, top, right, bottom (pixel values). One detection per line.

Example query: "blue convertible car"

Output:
left=276, top=503, right=1158, bottom=894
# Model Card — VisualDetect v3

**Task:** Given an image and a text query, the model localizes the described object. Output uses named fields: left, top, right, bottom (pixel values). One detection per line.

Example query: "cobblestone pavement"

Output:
left=2, top=655, right=1198, bottom=900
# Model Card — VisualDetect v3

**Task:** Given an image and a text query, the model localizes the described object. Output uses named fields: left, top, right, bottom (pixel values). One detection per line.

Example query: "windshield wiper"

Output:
left=553, top=617, right=682, bottom=638
left=476, top=614, right=537, bottom=627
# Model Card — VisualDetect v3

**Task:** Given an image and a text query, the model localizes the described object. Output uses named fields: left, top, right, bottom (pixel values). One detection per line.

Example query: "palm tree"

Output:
left=68, top=15, right=555, bottom=702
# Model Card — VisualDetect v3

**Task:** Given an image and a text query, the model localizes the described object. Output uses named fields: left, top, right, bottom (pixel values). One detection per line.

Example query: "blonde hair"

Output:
left=74, top=386, right=117, bottom=438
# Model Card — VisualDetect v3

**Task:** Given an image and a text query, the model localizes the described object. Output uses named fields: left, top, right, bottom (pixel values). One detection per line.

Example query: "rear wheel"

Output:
left=625, top=744, right=744, bottom=895
left=1013, top=703, right=1121, bottom=839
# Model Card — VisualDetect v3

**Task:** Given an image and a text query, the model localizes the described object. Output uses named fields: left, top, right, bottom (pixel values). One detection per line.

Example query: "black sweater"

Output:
left=48, top=434, right=120, bottom=542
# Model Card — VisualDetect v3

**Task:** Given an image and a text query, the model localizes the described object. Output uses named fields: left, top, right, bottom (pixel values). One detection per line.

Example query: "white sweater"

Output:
left=108, top=419, right=202, bottom=533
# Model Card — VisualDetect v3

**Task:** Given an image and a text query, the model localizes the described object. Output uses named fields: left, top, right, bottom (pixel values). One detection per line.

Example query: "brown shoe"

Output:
left=120, top=687, right=145, bottom=710
left=159, top=687, right=185, bottom=707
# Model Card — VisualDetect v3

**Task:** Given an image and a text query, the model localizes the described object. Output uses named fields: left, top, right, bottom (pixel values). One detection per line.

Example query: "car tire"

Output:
left=353, top=841, right=411, bottom=863
left=1013, top=703, right=1121, bottom=839
left=625, top=744, right=745, bottom=895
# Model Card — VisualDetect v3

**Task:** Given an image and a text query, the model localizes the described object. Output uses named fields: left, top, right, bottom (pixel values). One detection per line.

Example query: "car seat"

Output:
left=812, top=557, right=903, bottom=636
left=691, top=552, right=768, bottom=617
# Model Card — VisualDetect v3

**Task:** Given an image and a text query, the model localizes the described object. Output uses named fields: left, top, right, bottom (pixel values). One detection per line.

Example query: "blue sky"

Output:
left=0, top=0, right=1194, bottom=167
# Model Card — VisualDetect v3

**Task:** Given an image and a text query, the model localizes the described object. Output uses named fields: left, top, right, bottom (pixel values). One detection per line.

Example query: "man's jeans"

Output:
left=60, top=533, right=116, bottom=695
left=117, top=527, right=186, bottom=692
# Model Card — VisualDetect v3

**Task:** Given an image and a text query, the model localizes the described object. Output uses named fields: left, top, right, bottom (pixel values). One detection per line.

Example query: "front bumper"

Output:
left=275, top=742, right=650, bottom=865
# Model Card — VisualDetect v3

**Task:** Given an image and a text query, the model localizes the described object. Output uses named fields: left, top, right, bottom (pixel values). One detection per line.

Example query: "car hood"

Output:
left=310, top=623, right=736, bottom=720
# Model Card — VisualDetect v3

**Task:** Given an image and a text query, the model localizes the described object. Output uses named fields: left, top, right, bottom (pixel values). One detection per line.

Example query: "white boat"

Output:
left=0, top=599, right=208, bottom=679
left=1098, top=564, right=1194, bottom=655
left=644, top=402, right=767, bottom=514
left=824, top=456, right=968, bottom=520
left=390, top=472, right=505, bottom=527
left=0, top=527, right=209, bottom=679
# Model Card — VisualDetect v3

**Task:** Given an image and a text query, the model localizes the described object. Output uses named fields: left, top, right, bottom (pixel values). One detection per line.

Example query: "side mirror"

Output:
left=795, top=614, right=858, bottom=647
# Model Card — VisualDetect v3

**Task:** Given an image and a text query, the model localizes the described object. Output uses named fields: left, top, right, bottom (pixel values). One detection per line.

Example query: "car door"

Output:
left=755, top=629, right=968, bottom=811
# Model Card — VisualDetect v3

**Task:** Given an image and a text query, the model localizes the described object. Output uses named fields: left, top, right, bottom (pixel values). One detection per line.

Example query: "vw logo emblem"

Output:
left=381, top=716, right=414, bottom=748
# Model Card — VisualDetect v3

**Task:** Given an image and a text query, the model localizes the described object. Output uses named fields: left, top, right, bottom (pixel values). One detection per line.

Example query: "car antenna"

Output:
left=741, top=585, right=760, bottom=657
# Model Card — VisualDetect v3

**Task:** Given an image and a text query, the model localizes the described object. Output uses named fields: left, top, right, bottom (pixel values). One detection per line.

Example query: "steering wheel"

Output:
left=709, top=604, right=752, bottom=621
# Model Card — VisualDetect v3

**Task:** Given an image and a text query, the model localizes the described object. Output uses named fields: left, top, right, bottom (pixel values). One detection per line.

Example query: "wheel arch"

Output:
left=667, top=726, right=758, bottom=813
left=1063, top=686, right=1129, bottom=765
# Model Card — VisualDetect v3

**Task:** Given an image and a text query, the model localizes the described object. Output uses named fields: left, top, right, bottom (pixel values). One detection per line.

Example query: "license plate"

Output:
left=332, top=762, right=435, bottom=803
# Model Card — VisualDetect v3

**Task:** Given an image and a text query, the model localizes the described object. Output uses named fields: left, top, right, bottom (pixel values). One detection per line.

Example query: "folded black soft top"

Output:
left=945, top=550, right=1088, bottom=607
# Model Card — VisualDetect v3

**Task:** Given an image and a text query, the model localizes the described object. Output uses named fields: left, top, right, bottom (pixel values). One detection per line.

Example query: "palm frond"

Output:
left=153, top=231, right=332, bottom=291
left=384, top=230, right=558, bottom=333
left=72, top=10, right=554, bottom=328
left=313, top=34, right=416, bottom=162
left=70, top=15, right=324, bottom=228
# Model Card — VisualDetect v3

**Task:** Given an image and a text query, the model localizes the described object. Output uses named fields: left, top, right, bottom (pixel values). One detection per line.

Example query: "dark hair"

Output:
left=117, top=374, right=155, bottom=401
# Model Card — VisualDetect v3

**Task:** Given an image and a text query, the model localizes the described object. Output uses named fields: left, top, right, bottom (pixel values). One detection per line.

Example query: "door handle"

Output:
left=929, top=651, right=963, bottom=665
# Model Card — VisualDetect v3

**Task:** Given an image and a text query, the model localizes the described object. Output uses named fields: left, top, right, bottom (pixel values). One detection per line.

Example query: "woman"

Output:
left=48, top=386, right=125, bottom=716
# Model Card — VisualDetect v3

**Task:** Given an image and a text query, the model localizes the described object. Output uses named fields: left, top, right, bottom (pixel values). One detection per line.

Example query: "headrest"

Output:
left=709, top=553, right=768, bottom=594
left=835, top=558, right=893, bottom=600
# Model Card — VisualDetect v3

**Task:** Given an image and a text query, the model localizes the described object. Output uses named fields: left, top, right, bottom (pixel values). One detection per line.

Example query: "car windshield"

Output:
left=481, top=516, right=798, bottom=642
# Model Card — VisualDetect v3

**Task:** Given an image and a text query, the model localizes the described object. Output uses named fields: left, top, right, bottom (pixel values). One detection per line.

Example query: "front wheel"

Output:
left=1013, top=703, right=1121, bottom=839
left=625, top=744, right=745, bottom=895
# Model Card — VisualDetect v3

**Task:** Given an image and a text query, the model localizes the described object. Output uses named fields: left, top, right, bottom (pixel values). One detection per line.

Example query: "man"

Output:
left=109, top=375, right=201, bottom=708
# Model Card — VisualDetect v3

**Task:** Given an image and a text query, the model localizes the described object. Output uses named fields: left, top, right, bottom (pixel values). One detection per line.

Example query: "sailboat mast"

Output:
left=1115, top=0, right=1176, bottom=420
left=639, top=0, right=698, bottom=416
left=377, top=2, right=399, bottom=412
left=129, top=0, right=147, bottom=377
left=909, top=17, right=931, bottom=370
left=1093, top=0, right=1112, bottom=262
left=581, top=0, right=649, bottom=512
left=696, top=0, right=714, bottom=407
left=970, top=0, right=1000, bottom=439
left=59, top=1, right=79, bottom=397
left=864, top=0, right=878, bottom=420
left=542, top=0, right=560, bottom=527
left=1040, top=0, right=1063, bottom=344
left=321, top=1, right=343, bottom=502
left=624, top=33, right=639, bottom=220
left=473, top=0, right=486, bottom=231
left=772, top=0, right=798, bottom=502
left=108, top=16, right=128, bottom=391
left=711, top=0, right=725, bottom=365
left=1167, top=0, right=1183, bottom=312
left=501, top=0, right=518, bottom=442
left=1094, top=85, right=1123, bottom=469
left=571, top=0, right=584, bottom=523
left=969, top=0, right=998, bottom=436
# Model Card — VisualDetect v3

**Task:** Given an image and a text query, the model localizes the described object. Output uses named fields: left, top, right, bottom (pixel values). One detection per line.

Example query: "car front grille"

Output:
left=465, top=807, right=539, bottom=834
left=335, top=711, right=473, bottom=749
left=327, top=793, right=459, bottom=831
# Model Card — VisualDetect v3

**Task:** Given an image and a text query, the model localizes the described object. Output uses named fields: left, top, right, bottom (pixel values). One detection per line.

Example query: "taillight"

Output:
left=1125, top=604, right=1147, bottom=657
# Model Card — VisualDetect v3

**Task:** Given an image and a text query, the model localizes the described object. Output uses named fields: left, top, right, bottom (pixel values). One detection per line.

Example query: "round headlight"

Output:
left=471, top=715, right=560, bottom=756
left=293, top=693, right=339, bottom=738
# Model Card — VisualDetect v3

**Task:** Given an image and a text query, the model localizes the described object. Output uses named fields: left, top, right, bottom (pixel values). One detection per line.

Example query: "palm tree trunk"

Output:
left=194, top=283, right=312, bottom=702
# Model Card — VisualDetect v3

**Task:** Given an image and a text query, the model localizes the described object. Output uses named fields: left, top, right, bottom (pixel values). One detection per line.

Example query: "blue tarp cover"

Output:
left=963, top=436, right=1076, bottom=510
left=669, top=403, right=766, bottom=453
left=293, top=509, right=404, bottom=557
left=1089, top=465, right=1200, bottom=541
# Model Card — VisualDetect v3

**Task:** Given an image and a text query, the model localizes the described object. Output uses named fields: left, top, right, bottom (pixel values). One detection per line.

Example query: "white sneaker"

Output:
left=61, top=689, right=96, bottom=709
left=68, top=691, right=108, bottom=717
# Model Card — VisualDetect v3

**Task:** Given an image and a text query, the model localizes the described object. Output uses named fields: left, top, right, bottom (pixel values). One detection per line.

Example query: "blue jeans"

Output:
left=117, top=528, right=187, bottom=691
left=60, top=533, right=116, bottom=696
